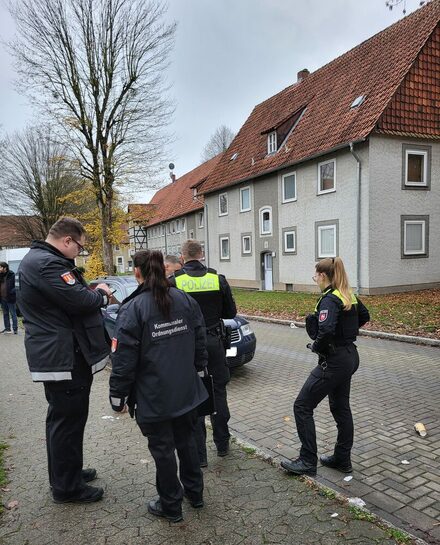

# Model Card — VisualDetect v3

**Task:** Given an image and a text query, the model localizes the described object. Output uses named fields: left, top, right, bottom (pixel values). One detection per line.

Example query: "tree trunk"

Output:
left=100, top=200, right=114, bottom=274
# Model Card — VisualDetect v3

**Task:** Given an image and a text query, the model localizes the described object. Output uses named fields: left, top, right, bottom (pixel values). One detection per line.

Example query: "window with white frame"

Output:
left=181, top=218, right=186, bottom=231
left=267, top=131, right=277, bottom=154
left=219, top=193, right=228, bottom=216
left=260, top=207, right=272, bottom=235
left=284, top=230, right=296, bottom=253
left=198, top=212, right=204, bottom=228
left=318, top=159, right=336, bottom=194
left=404, top=149, right=429, bottom=187
left=189, top=229, right=194, bottom=239
left=240, top=187, right=251, bottom=212
left=242, top=235, right=252, bottom=255
left=282, top=172, right=296, bottom=202
left=317, top=224, right=337, bottom=258
left=161, top=225, right=165, bottom=236
left=220, top=236, right=230, bottom=260
left=402, top=216, right=429, bottom=257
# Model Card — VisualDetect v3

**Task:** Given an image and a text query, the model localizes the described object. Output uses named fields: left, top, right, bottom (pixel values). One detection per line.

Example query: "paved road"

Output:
left=228, top=321, right=440, bottom=544
left=0, top=333, right=405, bottom=545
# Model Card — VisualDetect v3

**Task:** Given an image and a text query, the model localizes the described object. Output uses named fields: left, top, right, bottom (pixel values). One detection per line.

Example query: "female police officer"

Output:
left=281, top=257, right=370, bottom=476
left=109, top=250, right=208, bottom=522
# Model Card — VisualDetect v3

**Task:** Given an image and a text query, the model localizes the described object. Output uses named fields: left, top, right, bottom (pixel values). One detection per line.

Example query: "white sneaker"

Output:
left=1, top=329, right=13, bottom=334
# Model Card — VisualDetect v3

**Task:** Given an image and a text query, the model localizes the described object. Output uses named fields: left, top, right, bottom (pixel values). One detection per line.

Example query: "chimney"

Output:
left=297, top=69, right=310, bottom=83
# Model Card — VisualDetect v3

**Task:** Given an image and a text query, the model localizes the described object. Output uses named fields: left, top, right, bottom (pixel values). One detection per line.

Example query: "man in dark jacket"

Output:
left=17, top=217, right=112, bottom=503
left=170, top=239, right=237, bottom=467
left=109, top=249, right=208, bottom=522
left=0, top=262, right=18, bottom=334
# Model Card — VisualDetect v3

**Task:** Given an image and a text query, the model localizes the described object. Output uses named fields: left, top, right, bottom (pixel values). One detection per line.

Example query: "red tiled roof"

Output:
left=377, top=23, right=440, bottom=136
left=140, top=154, right=223, bottom=227
left=0, top=216, right=35, bottom=247
left=200, top=1, right=440, bottom=194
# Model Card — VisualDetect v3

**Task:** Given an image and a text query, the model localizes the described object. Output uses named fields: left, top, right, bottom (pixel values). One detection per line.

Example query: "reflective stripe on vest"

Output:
left=175, top=272, right=220, bottom=293
left=314, top=288, right=357, bottom=311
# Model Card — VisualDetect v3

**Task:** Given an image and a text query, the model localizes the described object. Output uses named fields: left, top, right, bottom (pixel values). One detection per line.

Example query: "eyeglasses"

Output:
left=71, top=238, right=87, bottom=255
left=312, top=273, right=321, bottom=282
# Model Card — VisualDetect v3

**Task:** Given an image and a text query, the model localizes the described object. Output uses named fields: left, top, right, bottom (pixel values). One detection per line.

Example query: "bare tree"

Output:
left=0, top=126, right=87, bottom=240
left=201, top=125, right=236, bottom=163
left=9, top=0, right=176, bottom=272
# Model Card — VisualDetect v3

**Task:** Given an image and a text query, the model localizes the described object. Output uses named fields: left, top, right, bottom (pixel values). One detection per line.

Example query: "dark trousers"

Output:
left=196, top=334, right=230, bottom=461
left=44, top=354, right=93, bottom=497
left=1, top=301, right=18, bottom=332
left=140, top=409, right=203, bottom=516
left=294, top=344, right=359, bottom=466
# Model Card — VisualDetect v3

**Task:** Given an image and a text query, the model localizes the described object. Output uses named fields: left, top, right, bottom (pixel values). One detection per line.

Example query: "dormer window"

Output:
left=263, top=106, right=306, bottom=156
left=267, top=132, right=277, bottom=154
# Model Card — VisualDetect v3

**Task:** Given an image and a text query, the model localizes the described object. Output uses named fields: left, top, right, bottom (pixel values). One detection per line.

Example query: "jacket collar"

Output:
left=182, top=260, right=206, bottom=272
left=31, top=240, right=76, bottom=266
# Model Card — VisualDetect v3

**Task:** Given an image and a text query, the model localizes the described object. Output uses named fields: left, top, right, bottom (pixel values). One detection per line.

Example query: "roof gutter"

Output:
left=349, top=142, right=362, bottom=294
left=200, top=138, right=367, bottom=195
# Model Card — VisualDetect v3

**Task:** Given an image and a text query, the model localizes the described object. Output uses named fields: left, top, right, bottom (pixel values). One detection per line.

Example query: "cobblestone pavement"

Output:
left=227, top=321, right=440, bottom=544
left=0, top=334, right=405, bottom=545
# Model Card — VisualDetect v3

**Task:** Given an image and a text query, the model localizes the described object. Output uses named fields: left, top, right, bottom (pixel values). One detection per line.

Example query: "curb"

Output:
left=240, top=314, right=440, bottom=348
left=229, top=431, right=429, bottom=545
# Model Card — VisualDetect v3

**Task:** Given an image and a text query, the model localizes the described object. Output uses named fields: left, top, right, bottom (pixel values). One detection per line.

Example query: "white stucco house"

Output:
left=194, top=2, right=440, bottom=294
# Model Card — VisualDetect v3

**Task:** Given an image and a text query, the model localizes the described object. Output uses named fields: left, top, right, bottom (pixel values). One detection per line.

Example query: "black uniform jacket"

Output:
left=0, top=270, right=16, bottom=303
left=170, top=260, right=237, bottom=327
left=312, top=288, right=370, bottom=355
left=17, top=241, right=110, bottom=381
left=109, top=285, right=209, bottom=425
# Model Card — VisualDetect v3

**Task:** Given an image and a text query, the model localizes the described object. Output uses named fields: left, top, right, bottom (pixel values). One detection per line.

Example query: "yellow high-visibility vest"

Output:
left=175, top=272, right=220, bottom=293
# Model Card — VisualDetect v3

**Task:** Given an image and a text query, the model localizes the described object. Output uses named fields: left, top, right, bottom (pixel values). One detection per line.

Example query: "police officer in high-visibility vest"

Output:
left=171, top=239, right=237, bottom=467
left=281, top=257, right=370, bottom=477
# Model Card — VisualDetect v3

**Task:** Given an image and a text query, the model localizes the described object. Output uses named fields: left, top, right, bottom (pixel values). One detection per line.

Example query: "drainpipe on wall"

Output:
left=164, top=223, right=168, bottom=254
left=349, top=142, right=362, bottom=294
left=204, top=201, right=209, bottom=266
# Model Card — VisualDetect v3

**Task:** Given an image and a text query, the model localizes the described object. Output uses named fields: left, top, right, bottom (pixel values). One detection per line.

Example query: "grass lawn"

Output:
left=232, top=288, right=440, bottom=339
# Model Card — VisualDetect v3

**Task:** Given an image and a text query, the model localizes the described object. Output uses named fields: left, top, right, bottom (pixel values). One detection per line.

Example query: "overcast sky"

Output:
left=0, top=0, right=420, bottom=202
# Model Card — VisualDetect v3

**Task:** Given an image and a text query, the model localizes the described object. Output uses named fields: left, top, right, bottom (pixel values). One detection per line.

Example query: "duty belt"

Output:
left=206, top=323, right=222, bottom=336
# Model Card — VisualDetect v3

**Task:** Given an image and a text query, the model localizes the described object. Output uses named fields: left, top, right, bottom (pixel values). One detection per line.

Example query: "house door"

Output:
left=263, top=252, right=273, bottom=291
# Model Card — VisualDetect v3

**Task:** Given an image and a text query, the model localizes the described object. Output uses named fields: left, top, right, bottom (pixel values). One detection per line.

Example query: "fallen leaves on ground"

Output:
left=233, top=288, right=440, bottom=339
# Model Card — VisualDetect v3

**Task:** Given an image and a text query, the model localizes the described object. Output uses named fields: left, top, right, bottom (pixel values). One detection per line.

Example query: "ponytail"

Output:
left=316, top=257, right=353, bottom=310
left=133, top=250, right=171, bottom=318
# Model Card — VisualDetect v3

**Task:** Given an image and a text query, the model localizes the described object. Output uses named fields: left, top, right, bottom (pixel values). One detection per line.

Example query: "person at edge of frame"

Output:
left=169, top=239, right=237, bottom=468
left=109, top=250, right=208, bottom=523
left=16, top=217, right=113, bottom=503
left=164, top=254, right=182, bottom=278
left=0, top=261, right=18, bottom=334
left=281, top=256, right=370, bottom=476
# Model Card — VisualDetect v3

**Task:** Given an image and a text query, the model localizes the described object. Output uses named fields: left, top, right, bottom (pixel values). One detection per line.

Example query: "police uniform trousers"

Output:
left=294, top=344, right=359, bottom=466
left=139, top=409, right=203, bottom=516
left=44, top=350, right=93, bottom=497
left=195, top=334, right=231, bottom=462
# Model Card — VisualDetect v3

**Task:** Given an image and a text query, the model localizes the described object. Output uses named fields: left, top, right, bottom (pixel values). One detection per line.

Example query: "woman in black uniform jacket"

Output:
left=109, top=250, right=209, bottom=522
left=281, top=257, right=370, bottom=476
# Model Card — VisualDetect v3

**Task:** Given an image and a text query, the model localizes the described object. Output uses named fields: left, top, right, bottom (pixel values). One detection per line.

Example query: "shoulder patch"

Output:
left=61, top=271, right=76, bottom=285
left=319, top=309, right=328, bottom=323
